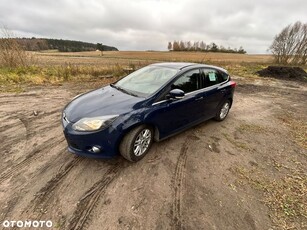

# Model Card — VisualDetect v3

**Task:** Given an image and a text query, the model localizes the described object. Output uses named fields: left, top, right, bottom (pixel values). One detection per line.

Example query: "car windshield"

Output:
left=114, top=66, right=178, bottom=97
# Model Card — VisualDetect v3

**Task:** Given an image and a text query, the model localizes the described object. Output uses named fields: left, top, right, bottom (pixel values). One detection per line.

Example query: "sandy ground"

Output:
left=0, top=76, right=306, bottom=230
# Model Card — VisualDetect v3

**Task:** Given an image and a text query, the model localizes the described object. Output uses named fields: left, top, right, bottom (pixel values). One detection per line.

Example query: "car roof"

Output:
left=151, top=62, right=196, bottom=69
left=151, top=62, right=228, bottom=73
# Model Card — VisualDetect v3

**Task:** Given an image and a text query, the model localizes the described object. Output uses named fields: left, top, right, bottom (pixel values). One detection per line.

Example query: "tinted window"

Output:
left=201, top=69, right=228, bottom=88
left=172, top=69, right=200, bottom=93
left=219, top=71, right=229, bottom=82
left=201, top=69, right=218, bottom=87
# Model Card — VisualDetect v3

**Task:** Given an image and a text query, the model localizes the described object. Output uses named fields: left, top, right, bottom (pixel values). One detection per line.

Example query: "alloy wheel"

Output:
left=133, top=129, right=152, bottom=156
left=220, top=102, right=230, bottom=119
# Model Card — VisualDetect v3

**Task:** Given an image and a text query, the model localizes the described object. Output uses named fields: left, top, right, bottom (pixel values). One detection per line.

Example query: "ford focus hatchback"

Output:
left=62, top=63, right=236, bottom=162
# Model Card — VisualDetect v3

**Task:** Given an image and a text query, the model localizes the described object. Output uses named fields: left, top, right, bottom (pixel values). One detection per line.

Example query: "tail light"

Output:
left=229, top=81, right=236, bottom=88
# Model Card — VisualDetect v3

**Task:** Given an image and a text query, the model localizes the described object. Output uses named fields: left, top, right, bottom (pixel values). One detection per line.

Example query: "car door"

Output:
left=200, top=68, right=228, bottom=119
left=148, top=69, right=204, bottom=138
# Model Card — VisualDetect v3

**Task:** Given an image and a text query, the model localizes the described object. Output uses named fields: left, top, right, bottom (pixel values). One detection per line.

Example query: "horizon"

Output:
left=3, top=36, right=273, bottom=55
left=1, top=0, right=306, bottom=55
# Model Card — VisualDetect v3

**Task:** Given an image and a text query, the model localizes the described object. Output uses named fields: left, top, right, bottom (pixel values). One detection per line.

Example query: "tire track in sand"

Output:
left=68, top=162, right=122, bottom=230
left=0, top=109, right=64, bottom=173
left=20, top=156, right=84, bottom=220
left=0, top=137, right=65, bottom=184
left=172, top=138, right=189, bottom=230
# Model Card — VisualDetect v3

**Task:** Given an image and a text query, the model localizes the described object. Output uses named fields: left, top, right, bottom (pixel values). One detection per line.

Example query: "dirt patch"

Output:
left=257, top=66, right=307, bottom=82
left=0, top=77, right=306, bottom=230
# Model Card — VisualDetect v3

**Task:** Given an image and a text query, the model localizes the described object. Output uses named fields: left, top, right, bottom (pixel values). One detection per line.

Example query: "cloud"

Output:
left=0, top=0, right=306, bottom=53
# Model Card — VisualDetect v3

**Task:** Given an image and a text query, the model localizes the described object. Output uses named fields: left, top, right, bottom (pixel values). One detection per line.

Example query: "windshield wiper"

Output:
left=110, top=83, right=138, bottom=97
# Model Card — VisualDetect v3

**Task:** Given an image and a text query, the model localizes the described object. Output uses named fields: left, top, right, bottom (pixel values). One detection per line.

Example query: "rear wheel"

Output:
left=215, top=100, right=231, bottom=121
left=119, top=125, right=153, bottom=162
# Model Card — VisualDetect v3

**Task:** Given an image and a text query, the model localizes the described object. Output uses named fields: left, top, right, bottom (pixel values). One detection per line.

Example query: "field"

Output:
left=35, top=51, right=273, bottom=64
left=0, top=51, right=274, bottom=93
left=0, top=51, right=306, bottom=230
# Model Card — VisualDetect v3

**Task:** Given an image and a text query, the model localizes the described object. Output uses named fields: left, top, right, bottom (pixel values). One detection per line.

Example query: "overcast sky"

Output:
left=1, top=0, right=306, bottom=53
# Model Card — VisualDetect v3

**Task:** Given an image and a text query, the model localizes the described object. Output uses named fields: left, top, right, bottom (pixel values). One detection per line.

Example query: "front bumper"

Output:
left=63, top=123, right=121, bottom=158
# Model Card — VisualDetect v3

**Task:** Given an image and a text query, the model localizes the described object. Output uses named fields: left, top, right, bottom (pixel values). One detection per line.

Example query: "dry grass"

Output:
left=0, top=50, right=274, bottom=92
left=0, top=62, right=140, bottom=92
left=233, top=166, right=307, bottom=229
left=277, top=112, right=307, bottom=150
left=231, top=115, right=306, bottom=229
left=0, top=31, right=35, bottom=68
left=236, top=123, right=269, bottom=134
left=36, top=50, right=273, bottom=63
left=34, top=51, right=273, bottom=65
left=34, top=51, right=275, bottom=81
left=0, top=51, right=153, bottom=92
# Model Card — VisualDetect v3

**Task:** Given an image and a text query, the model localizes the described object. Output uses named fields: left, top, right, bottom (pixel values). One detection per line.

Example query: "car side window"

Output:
left=201, top=69, right=226, bottom=88
left=219, top=71, right=229, bottom=82
left=171, top=69, right=200, bottom=93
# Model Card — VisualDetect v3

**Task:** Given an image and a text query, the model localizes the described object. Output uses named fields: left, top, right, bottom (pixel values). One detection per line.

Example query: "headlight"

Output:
left=72, top=115, right=118, bottom=131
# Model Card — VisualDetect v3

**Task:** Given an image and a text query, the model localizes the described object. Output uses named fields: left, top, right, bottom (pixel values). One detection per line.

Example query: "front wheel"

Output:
left=215, top=100, right=231, bottom=121
left=119, top=125, right=153, bottom=162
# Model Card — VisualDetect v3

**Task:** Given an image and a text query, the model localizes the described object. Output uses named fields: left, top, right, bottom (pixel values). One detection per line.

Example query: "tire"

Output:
left=119, top=125, right=154, bottom=162
left=214, top=100, right=231, bottom=121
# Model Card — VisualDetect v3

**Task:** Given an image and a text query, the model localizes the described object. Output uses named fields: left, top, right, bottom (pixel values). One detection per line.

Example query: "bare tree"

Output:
left=167, top=42, right=172, bottom=51
left=0, top=27, right=33, bottom=68
left=186, top=41, right=191, bottom=51
left=193, top=41, right=199, bottom=51
left=172, top=41, right=180, bottom=51
left=270, top=21, right=307, bottom=65
left=179, top=41, right=185, bottom=51
left=199, top=41, right=206, bottom=51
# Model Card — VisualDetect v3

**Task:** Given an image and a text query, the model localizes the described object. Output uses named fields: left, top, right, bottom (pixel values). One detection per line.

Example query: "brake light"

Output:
left=230, top=81, right=236, bottom=88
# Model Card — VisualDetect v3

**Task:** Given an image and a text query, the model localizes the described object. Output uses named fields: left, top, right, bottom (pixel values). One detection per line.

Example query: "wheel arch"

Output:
left=228, top=97, right=233, bottom=108
left=115, top=122, right=160, bottom=152
left=215, top=96, right=233, bottom=112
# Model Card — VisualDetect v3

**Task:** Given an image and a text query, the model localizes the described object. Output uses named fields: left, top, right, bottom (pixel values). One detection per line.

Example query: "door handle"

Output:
left=195, top=97, right=203, bottom=101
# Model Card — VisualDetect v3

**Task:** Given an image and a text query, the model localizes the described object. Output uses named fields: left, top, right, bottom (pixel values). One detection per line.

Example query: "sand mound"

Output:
left=257, top=66, right=307, bottom=82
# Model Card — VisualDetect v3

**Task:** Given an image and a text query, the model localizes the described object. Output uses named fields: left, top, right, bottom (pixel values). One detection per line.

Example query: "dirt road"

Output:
left=0, top=76, right=306, bottom=230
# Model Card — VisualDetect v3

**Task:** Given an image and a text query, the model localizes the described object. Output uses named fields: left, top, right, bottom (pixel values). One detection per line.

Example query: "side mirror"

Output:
left=168, top=89, right=185, bottom=100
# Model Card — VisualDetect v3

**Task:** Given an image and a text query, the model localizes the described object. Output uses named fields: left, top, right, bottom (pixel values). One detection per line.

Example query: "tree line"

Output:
left=168, top=41, right=246, bottom=54
left=10, top=37, right=118, bottom=52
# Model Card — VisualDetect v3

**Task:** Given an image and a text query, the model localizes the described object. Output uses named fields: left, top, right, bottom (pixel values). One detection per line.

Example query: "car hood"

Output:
left=64, top=86, right=144, bottom=122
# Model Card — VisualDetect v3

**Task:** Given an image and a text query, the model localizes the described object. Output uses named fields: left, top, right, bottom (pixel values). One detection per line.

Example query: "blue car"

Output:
left=62, top=62, right=236, bottom=162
